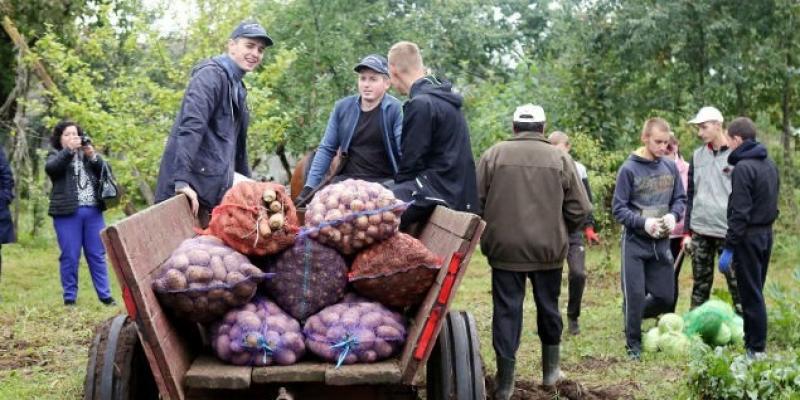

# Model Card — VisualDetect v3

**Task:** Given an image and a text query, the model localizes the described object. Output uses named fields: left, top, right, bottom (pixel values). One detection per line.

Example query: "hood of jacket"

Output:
left=728, top=140, right=767, bottom=165
left=409, top=76, right=463, bottom=109
left=630, top=147, right=663, bottom=164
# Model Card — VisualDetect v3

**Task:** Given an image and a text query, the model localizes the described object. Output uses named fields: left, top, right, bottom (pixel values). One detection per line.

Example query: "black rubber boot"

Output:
left=568, top=318, right=580, bottom=335
left=542, top=345, right=564, bottom=386
left=493, top=357, right=515, bottom=400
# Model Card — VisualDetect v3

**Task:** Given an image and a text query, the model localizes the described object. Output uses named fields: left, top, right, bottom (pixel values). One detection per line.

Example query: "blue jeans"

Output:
left=53, top=206, right=112, bottom=302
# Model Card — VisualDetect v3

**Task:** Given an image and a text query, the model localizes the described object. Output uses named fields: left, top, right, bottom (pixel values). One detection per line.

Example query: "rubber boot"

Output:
left=493, top=357, right=515, bottom=400
left=542, top=345, right=564, bottom=386
left=568, top=318, right=580, bottom=335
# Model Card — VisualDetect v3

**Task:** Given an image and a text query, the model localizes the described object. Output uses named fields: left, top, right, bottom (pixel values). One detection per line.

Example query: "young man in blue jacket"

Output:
left=718, top=117, right=779, bottom=359
left=612, top=118, right=686, bottom=360
left=298, top=54, right=403, bottom=201
left=155, top=21, right=272, bottom=226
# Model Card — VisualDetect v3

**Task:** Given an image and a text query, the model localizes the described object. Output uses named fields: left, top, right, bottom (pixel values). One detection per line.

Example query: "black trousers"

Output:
left=491, top=267, right=563, bottom=361
left=732, top=229, right=773, bottom=353
left=621, top=232, right=674, bottom=351
left=669, top=237, right=686, bottom=312
left=566, top=232, right=586, bottom=320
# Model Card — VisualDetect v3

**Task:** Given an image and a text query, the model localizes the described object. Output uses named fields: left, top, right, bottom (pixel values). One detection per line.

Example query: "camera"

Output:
left=81, top=135, right=92, bottom=146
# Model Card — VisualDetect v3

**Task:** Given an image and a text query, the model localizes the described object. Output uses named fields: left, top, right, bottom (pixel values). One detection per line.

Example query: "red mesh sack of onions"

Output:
left=152, top=236, right=271, bottom=323
left=210, top=297, right=305, bottom=366
left=303, top=294, right=407, bottom=366
left=260, top=236, right=348, bottom=321
left=304, top=179, right=408, bottom=255
left=349, top=232, right=442, bottom=309
left=205, top=182, right=300, bottom=256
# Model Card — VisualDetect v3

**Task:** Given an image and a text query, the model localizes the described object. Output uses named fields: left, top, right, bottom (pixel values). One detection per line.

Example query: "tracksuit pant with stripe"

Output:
left=621, top=230, right=675, bottom=352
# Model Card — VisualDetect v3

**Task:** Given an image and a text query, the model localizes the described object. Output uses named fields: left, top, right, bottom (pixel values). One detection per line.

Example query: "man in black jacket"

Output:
left=718, top=117, right=779, bottom=359
left=386, top=41, right=479, bottom=229
left=155, top=21, right=272, bottom=226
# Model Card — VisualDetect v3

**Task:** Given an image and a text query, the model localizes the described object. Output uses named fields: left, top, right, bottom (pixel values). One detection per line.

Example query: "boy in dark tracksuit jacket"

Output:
left=718, top=117, right=779, bottom=358
left=612, top=118, right=687, bottom=359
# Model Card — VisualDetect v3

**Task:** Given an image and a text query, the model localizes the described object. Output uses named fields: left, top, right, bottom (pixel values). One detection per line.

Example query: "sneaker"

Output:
left=100, top=297, right=117, bottom=306
left=627, top=348, right=641, bottom=361
left=64, top=299, right=76, bottom=306
left=746, top=349, right=766, bottom=360
left=568, top=318, right=580, bottom=335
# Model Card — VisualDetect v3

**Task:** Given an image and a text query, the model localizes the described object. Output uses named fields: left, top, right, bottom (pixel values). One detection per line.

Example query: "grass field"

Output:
left=0, top=217, right=797, bottom=399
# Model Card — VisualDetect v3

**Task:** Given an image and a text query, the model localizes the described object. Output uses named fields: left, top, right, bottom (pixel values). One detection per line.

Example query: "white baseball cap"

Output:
left=513, top=104, right=546, bottom=123
left=689, top=106, right=724, bottom=124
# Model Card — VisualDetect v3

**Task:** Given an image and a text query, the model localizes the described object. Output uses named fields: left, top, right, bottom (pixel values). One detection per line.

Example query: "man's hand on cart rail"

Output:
left=176, top=185, right=200, bottom=216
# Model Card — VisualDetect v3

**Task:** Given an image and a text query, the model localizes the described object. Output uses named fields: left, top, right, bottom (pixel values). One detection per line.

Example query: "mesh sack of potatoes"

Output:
left=152, top=235, right=272, bottom=323
left=303, top=294, right=407, bottom=366
left=304, top=179, right=408, bottom=255
left=210, top=297, right=305, bottom=366
left=259, top=236, right=348, bottom=321
left=349, top=232, right=442, bottom=309
left=205, top=182, right=299, bottom=256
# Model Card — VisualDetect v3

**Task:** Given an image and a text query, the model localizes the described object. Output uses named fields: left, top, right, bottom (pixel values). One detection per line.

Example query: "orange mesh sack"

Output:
left=348, top=233, right=442, bottom=309
left=206, top=182, right=300, bottom=256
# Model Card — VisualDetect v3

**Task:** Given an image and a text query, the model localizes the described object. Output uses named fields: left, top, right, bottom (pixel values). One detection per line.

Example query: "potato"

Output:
left=208, top=300, right=227, bottom=316
left=263, top=189, right=277, bottom=203
left=339, top=222, right=353, bottom=235
left=268, top=213, right=284, bottom=230
left=360, top=312, right=383, bottom=329
left=153, top=278, right=167, bottom=293
left=165, top=269, right=188, bottom=290
left=373, top=339, right=395, bottom=358
left=243, top=332, right=260, bottom=348
left=355, top=328, right=376, bottom=344
left=186, top=249, right=210, bottom=265
left=258, top=221, right=272, bottom=237
left=223, top=254, right=243, bottom=271
left=193, top=296, right=209, bottom=314
left=269, top=201, right=283, bottom=213
left=171, top=254, right=190, bottom=271
left=367, top=213, right=382, bottom=225
left=226, top=271, right=246, bottom=285
left=230, top=352, right=252, bottom=366
left=187, top=283, right=205, bottom=298
left=381, top=211, right=396, bottom=224
left=233, top=280, right=256, bottom=298
left=209, top=257, right=227, bottom=280
left=175, top=294, right=194, bottom=313
left=215, top=334, right=232, bottom=361
left=185, top=265, right=210, bottom=283
left=359, top=350, right=378, bottom=363
left=274, top=348, right=297, bottom=365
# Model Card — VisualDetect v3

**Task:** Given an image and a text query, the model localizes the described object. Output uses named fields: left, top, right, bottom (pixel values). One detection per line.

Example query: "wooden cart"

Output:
left=84, top=195, right=486, bottom=400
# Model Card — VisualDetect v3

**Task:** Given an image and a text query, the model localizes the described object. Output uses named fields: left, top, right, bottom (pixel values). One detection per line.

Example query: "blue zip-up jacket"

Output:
left=304, top=94, right=403, bottom=189
left=612, top=149, right=687, bottom=238
left=155, top=56, right=251, bottom=208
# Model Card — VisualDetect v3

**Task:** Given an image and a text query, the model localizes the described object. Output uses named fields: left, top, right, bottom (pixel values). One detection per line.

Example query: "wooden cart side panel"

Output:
left=100, top=195, right=198, bottom=400
left=397, top=208, right=483, bottom=383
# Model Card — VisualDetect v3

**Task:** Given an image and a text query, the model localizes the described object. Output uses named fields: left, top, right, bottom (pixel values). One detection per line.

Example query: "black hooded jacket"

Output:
left=395, top=77, right=480, bottom=214
left=725, top=140, right=779, bottom=248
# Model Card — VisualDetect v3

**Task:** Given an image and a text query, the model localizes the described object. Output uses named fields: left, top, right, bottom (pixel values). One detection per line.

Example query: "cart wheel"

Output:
left=426, top=310, right=485, bottom=400
left=83, top=315, right=158, bottom=400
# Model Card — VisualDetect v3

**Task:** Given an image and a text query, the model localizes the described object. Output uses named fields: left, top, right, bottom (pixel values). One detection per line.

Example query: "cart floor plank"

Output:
left=325, top=360, right=402, bottom=385
left=184, top=355, right=252, bottom=389
left=252, top=361, right=327, bottom=383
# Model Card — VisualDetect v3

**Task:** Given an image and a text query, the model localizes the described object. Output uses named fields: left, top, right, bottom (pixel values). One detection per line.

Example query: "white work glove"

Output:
left=660, top=214, right=676, bottom=234
left=644, top=218, right=661, bottom=238
left=682, top=235, right=694, bottom=255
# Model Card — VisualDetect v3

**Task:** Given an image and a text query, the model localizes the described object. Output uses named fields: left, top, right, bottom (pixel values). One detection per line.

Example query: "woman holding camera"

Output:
left=45, top=120, right=115, bottom=307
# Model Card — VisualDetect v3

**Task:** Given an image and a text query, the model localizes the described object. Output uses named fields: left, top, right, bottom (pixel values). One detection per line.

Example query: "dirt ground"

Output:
left=485, top=375, right=637, bottom=400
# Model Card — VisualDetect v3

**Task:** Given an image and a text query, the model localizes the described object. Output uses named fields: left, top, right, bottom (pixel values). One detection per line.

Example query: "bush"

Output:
left=766, top=267, right=800, bottom=348
left=688, top=346, right=800, bottom=399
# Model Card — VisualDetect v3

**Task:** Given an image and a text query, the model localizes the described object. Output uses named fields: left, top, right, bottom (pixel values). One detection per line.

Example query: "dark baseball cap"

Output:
left=230, top=20, right=273, bottom=46
left=354, top=54, right=389, bottom=75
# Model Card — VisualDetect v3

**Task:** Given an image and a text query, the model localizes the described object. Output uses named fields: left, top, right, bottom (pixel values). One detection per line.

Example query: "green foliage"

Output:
left=766, top=268, right=800, bottom=349
left=688, top=346, right=800, bottom=399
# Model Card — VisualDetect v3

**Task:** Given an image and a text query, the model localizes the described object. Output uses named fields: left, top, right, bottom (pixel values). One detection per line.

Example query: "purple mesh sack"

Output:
left=303, top=295, right=407, bottom=366
left=152, top=235, right=271, bottom=323
left=210, top=297, right=305, bottom=366
left=260, top=237, right=348, bottom=320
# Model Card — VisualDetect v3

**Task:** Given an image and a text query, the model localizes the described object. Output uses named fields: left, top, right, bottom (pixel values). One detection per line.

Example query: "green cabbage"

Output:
left=643, top=327, right=661, bottom=353
left=658, top=331, right=690, bottom=356
left=658, top=313, right=684, bottom=334
left=714, top=323, right=731, bottom=346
